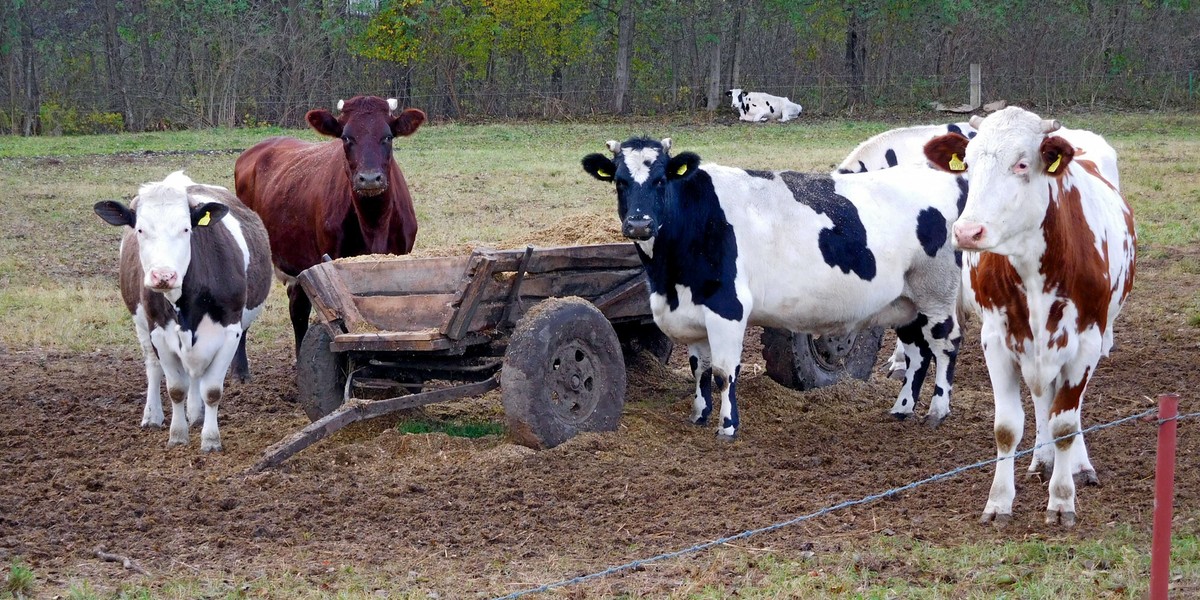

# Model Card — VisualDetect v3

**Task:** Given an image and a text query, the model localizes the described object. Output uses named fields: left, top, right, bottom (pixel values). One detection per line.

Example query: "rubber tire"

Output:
left=501, top=297, right=627, bottom=449
left=761, top=326, right=885, bottom=391
left=296, top=324, right=347, bottom=422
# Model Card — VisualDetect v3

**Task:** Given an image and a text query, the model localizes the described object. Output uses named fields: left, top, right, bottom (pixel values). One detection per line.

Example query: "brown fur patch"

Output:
left=1075, top=158, right=1118, bottom=192
left=1050, top=367, right=1091, bottom=431
left=970, top=253, right=1033, bottom=351
left=923, top=133, right=970, bottom=173
left=994, top=426, right=1017, bottom=454
left=1040, top=182, right=1112, bottom=336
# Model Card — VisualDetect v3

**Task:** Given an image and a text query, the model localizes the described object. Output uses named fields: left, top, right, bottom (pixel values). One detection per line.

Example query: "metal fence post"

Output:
left=1150, top=393, right=1180, bottom=600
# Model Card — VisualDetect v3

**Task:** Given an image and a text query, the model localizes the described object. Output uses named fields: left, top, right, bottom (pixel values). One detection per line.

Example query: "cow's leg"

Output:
left=981, top=330, right=1023, bottom=526
left=134, top=309, right=164, bottom=428
left=706, top=317, right=747, bottom=440
left=884, top=341, right=907, bottom=380
left=287, top=282, right=312, bottom=358
left=231, top=328, right=250, bottom=383
left=1027, top=388, right=1055, bottom=482
left=152, top=329, right=190, bottom=447
left=195, top=326, right=243, bottom=453
left=1044, top=357, right=1098, bottom=527
left=922, top=314, right=961, bottom=427
left=688, top=343, right=714, bottom=426
left=890, top=315, right=934, bottom=420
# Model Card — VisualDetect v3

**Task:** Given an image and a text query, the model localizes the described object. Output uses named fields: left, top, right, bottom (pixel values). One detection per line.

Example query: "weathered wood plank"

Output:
left=351, top=293, right=457, bottom=332
left=298, top=263, right=368, bottom=333
left=514, top=268, right=645, bottom=299
left=443, top=253, right=501, bottom=340
left=522, top=243, right=642, bottom=273
left=249, top=377, right=500, bottom=472
left=332, top=255, right=472, bottom=296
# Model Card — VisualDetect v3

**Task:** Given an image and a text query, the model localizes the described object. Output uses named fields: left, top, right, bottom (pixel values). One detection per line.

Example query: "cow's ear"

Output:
left=94, top=200, right=134, bottom=227
left=391, top=108, right=425, bottom=137
left=306, top=109, right=342, bottom=138
left=924, top=133, right=971, bottom=174
left=581, top=153, right=617, bottom=182
left=191, top=202, right=229, bottom=228
left=667, top=152, right=701, bottom=180
left=1039, top=136, right=1075, bottom=177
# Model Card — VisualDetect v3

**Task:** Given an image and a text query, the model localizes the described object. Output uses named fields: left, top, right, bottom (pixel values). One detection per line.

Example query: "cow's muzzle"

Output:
left=622, top=215, right=655, bottom=241
left=952, top=221, right=987, bottom=250
left=353, top=170, right=388, bottom=196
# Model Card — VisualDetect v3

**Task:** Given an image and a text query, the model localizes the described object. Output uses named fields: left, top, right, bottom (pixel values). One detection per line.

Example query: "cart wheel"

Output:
left=502, top=297, right=626, bottom=449
left=296, top=323, right=347, bottom=422
left=761, top=326, right=884, bottom=391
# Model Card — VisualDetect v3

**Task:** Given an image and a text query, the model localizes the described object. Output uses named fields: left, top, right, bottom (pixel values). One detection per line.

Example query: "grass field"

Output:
left=1, top=112, right=1199, bottom=598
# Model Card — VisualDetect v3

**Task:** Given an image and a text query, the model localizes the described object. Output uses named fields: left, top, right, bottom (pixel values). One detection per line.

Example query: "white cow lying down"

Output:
left=727, top=88, right=803, bottom=122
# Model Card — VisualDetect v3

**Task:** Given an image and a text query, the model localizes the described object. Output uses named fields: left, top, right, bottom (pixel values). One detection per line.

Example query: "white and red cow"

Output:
left=726, top=88, right=803, bottom=123
left=924, top=106, right=1135, bottom=526
left=583, top=138, right=966, bottom=438
left=94, top=172, right=272, bottom=451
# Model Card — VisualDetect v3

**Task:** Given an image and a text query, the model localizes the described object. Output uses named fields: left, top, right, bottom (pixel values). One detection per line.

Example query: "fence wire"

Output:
left=493, top=405, right=1198, bottom=600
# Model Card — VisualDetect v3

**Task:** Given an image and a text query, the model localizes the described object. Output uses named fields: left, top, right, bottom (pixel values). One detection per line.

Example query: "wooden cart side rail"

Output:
left=298, top=264, right=365, bottom=334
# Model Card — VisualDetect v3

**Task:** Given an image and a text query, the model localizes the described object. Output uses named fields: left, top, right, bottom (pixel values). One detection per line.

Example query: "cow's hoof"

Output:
left=980, top=511, right=1012, bottom=527
left=140, top=420, right=164, bottom=429
left=716, top=432, right=737, bottom=443
left=1046, top=509, right=1076, bottom=527
left=1075, top=469, right=1100, bottom=487
left=691, top=417, right=708, bottom=427
left=890, top=411, right=911, bottom=421
left=201, top=442, right=223, bottom=453
left=167, top=437, right=188, bottom=448
left=887, top=368, right=906, bottom=381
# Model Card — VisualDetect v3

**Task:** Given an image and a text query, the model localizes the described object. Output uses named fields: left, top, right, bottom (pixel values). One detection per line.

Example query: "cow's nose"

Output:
left=354, top=171, right=386, bottom=191
left=623, top=215, right=654, bottom=240
left=953, top=221, right=986, bottom=249
left=149, top=268, right=178, bottom=288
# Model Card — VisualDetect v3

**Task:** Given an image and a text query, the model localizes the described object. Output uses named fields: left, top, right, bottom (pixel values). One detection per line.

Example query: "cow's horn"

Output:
left=606, top=140, right=621, bottom=154
left=387, top=98, right=398, bottom=112
left=337, top=99, right=345, bottom=111
left=662, top=138, right=672, bottom=153
left=1040, top=119, right=1062, bottom=133
left=969, top=115, right=984, bottom=129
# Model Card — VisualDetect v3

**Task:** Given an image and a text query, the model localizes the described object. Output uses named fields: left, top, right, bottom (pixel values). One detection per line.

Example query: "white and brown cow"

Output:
left=924, top=107, right=1136, bottom=526
left=94, top=172, right=272, bottom=451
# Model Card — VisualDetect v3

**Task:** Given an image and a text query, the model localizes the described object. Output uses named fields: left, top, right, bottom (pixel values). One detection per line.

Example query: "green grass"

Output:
left=395, top=418, right=505, bottom=438
left=3, top=558, right=35, bottom=598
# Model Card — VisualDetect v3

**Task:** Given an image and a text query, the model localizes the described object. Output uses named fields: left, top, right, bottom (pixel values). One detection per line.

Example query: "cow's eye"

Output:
left=383, top=135, right=393, bottom=144
left=136, top=228, right=144, bottom=234
left=183, top=227, right=190, bottom=234
left=341, top=136, right=353, bottom=146
left=1013, top=161, right=1029, bottom=174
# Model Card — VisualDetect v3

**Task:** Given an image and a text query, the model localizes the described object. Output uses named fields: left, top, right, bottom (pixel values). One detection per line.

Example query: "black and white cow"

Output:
left=94, top=172, right=272, bottom=451
left=833, top=122, right=977, bottom=379
left=583, top=138, right=966, bottom=438
left=836, top=123, right=977, bottom=175
left=726, top=88, right=803, bottom=123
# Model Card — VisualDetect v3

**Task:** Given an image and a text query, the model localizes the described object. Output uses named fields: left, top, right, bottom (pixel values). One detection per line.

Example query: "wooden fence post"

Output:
left=970, top=63, right=981, bottom=110
left=1150, top=393, right=1180, bottom=600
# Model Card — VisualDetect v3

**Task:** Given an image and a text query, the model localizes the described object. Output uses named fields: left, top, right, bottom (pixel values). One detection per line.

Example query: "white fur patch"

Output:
left=621, top=147, right=660, bottom=184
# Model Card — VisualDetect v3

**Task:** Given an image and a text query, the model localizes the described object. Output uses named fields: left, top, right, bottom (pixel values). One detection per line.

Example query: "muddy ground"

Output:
left=1, top=222, right=1198, bottom=598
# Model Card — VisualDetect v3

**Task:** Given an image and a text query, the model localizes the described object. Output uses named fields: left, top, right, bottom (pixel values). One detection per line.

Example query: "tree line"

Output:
left=2, top=0, right=1198, bottom=135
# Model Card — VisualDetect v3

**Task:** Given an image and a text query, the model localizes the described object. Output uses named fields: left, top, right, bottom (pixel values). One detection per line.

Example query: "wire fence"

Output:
left=492, top=406, right=1199, bottom=600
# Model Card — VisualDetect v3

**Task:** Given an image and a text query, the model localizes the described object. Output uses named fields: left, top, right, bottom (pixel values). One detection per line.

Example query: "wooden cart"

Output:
left=252, top=243, right=671, bottom=470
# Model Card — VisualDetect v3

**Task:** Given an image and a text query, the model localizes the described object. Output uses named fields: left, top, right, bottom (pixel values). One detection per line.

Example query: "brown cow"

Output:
left=234, top=95, right=425, bottom=353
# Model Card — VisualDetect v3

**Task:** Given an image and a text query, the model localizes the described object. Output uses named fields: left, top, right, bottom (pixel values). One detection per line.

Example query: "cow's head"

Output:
left=924, top=106, right=1074, bottom=254
left=306, top=96, right=425, bottom=197
left=725, top=88, right=746, bottom=111
left=581, top=137, right=700, bottom=241
left=94, top=171, right=229, bottom=296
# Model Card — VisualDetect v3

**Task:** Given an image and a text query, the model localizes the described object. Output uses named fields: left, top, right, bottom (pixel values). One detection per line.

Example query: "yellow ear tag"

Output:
left=675, top=164, right=688, bottom=176
left=197, top=211, right=211, bottom=227
left=597, top=169, right=611, bottom=178
left=1047, top=155, right=1062, bottom=173
left=949, top=153, right=966, bottom=172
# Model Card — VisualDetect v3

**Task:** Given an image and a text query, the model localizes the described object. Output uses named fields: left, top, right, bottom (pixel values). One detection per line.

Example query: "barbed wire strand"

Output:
left=493, top=405, right=1197, bottom=600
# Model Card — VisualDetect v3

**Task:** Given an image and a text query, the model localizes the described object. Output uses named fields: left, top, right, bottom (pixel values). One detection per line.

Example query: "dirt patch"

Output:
left=2, top=231, right=1199, bottom=597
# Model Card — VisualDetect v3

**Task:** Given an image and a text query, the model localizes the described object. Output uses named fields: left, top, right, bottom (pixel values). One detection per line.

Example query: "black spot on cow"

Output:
left=637, top=169, right=744, bottom=322
left=955, top=177, right=969, bottom=215
left=779, top=171, right=877, bottom=281
left=896, top=313, right=934, bottom=400
left=745, top=169, right=775, bottom=180
left=857, top=160, right=867, bottom=173
left=767, top=100, right=775, bottom=114
left=885, top=148, right=898, bottom=167
left=721, top=365, right=741, bottom=431
left=696, top=367, right=714, bottom=424
left=930, top=315, right=954, bottom=339
left=916, top=208, right=948, bottom=257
